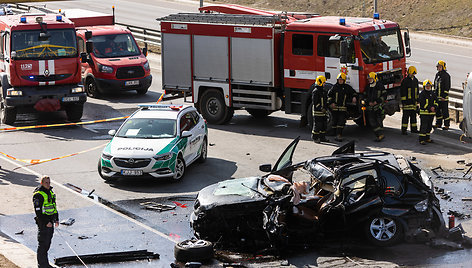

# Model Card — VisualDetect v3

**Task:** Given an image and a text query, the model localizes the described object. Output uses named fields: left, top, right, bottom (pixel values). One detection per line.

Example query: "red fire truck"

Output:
left=0, top=12, right=90, bottom=124
left=159, top=4, right=411, bottom=125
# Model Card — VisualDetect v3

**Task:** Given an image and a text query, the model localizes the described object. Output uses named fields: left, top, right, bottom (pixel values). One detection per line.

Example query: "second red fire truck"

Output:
left=159, top=4, right=411, bottom=125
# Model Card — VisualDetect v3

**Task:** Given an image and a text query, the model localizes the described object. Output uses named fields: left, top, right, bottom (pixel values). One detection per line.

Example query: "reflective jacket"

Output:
left=328, top=83, right=356, bottom=111
left=419, top=90, right=438, bottom=115
left=400, top=76, right=419, bottom=110
left=33, top=186, right=58, bottom=226
left=311, top=83, right=328, bottom=116
left=434, top=70, right=451, bottom=100
left=362, top=81, right=386, bottom=111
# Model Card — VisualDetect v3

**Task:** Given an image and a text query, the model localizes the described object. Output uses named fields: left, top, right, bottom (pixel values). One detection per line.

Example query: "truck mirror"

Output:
left=340, top=40, right=349, bottom=64
left=86, top=41, right=94, bottom=54
left=142, top=47, right=148, bottom=57
left=259, top=164, right=272, bottom=173
left=80, top=52, right=88, bottom=63
left=85, top=31, right=92, bottom=40
left=403, top=31, right=411, bottom=57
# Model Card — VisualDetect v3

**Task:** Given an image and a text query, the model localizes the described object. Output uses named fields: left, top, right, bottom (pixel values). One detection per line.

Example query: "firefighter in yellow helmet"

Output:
left=400, top=66, right=419, bottom=134
left=361, top=72, right=387, bottom=141
left=327, top=72, right=357, bottom=141
left=434, top=60, right=451, bottom=130
left=311, top=75, right=329, bottom=143
left=419, top=79, right=438, bottom=144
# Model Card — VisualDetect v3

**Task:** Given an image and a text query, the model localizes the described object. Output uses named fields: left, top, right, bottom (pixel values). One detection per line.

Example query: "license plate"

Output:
left=125, top=80, right=139, bottom=86
left=121, top=169, right=143, bottom=176
left=62, top=96, right=80, bottom=102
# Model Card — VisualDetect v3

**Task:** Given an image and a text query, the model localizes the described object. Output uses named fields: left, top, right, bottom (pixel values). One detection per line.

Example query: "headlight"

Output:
left=153, top=152, right=172, bottom=161
left=101, top=153, right=113, bottom=160
left=98, top=63, right=113, bottom=73
left=414, top=199, right=429, bottom=212
left=143, top=61, right=150, bottom=71
left=7, top=90, right=22, bottom=96
left=71, top=86, right=84, bottom=93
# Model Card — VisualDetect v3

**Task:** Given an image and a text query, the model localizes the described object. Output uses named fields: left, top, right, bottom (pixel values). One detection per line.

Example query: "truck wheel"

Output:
left=199, top=89, right=229, bottom=124
left=246, top=108, right=272, bottom=119
left=136, top=87, right=148, bottom=95
left=86, top=78, right=100, bottom=98
left=223, top=107, right=234, bottom=124
left=0, top=99, right=17, bottom=125
left=66, top=103, right=83, bottom=122
left=174, top=239, right=214, bottom=263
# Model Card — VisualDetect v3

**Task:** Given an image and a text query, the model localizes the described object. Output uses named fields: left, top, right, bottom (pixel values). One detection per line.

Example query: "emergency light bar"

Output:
left=373, top=13, right=380, bottom=19
left=20, top=17, right=26, bottom=23
left=56, top=15, right=62, bottom=22
left=138, top=104, right=184, bottom=110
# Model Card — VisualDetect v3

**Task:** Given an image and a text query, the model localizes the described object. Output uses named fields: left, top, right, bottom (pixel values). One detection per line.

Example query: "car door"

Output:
left=179, top=112, right=196, bottom=163
left=270, top=137, right=300, bottom=179
left=190, top=111, right=206, bottom=159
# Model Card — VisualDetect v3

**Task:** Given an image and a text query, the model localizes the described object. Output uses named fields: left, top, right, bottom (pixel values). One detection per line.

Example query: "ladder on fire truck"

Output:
left=158, top=13, right=283, bottom=26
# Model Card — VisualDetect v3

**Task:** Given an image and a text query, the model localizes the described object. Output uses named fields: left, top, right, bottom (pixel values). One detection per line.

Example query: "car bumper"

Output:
left=99, top=157, right=176, bottom=179
left=95, top=75, right=152, bottom=92
left=4, top=84, right=86, bottom=108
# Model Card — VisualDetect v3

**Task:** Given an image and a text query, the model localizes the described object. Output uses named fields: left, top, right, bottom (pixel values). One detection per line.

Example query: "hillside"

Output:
left=214, top=0, right=472, bottom=38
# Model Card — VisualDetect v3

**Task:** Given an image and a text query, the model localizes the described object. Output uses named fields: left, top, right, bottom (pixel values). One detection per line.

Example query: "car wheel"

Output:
left=97, top=160, right=117, bottom=182
left=0, top=98, right=17, bottom=125
left=174, top=239, right=213, bottom=263
left=198, top=137, right=208, bottom=163
left=199, top=89, right=229, bottom=125
left=136, top=87, right=148, bottom=95
left=65, top=103, right=83, bottom=123
left=86, top=77, right=100, bottom=98
left=172, top=155, right=186, bottom=181
left=364, top=215, right=403, bottom=246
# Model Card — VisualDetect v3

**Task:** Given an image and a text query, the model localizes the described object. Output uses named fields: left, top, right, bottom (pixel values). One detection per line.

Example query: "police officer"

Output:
left=363, top=72, right=387, bottom=141
left=328, top=73, right=357, bottom=142
left=434, top=60, right=451, bottom=130
left=311, top=75, right=329, bottom=143
left=33, top=175, right=59, bottom=268
left=419, top=80, right=438, bottom=145
left=400, top=66, right=419, bottom=134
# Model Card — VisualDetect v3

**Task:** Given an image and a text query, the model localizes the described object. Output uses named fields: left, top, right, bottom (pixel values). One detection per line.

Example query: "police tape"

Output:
left=156, top=93, right=164, bottom=103
left=0, top=116, right=129, bottom=132
left=0, top=143, right=106, bottom=166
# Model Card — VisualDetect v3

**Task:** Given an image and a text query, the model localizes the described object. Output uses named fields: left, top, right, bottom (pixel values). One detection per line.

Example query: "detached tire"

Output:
left=364, top=215, right=403, bottom=246
left=199, top=89, right=229, bottom=125
left=174, top=239, right=214, bottom=263
left=66, top=103, right=83, bottom=122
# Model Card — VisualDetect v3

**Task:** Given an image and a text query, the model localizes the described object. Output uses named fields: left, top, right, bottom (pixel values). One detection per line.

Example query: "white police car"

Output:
left=98, top=104, right=208, bottom=182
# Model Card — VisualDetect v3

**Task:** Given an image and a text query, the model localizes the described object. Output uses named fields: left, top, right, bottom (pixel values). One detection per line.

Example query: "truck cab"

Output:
left=76, top=26, right=152, bottom=97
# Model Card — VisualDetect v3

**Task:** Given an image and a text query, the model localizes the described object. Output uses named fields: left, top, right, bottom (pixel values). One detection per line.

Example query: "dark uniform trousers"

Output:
left=402, top=109, right=418, bottom=132
left=37, top=225, right=54, bottom=268
left=331, top=110, right=346, bottom=136
left=312, top=114, right=328, bottom=139
left=435, top=100, right=450, bottom=127
left=367, top=107, right=384, bottom=138
left=420, top=115, right=434, bottom=142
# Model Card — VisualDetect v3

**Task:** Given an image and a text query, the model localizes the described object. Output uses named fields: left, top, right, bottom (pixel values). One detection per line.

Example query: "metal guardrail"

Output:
left=5, top=3, right=466, bottom=121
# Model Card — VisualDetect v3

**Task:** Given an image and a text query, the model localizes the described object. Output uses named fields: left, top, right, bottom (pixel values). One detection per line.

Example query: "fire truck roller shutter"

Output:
left=162, top=33, right=192, bottom=91
left=193, top=35, right=228, bottom=83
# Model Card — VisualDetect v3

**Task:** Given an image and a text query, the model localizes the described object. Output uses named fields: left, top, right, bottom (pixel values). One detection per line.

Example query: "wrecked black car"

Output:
left=190, top=138, right=445, bottom=250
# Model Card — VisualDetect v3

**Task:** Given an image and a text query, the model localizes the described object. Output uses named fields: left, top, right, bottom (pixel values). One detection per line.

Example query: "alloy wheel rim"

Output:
left=370, top=217, right=396, bottom=241
left=175, top=158, right=184, bottom=179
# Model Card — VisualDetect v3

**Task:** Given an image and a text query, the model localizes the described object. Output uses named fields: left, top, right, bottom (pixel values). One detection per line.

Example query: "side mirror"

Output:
left=108, top=129, right=116, bottom=136
left=80, top=52, right=88, bottom=63
left=85, top=30, right=92, bottom=40
left=86, top=41, right=94, bottom=54
left=181, top=130, right=192, bottom=138
left=259, top=164, right=272, bottom=173
left=340, top=40, right=349, bottom=64
left=142, top=47, right=148, bottom=57
left=403, top=31, right=411, bottom=57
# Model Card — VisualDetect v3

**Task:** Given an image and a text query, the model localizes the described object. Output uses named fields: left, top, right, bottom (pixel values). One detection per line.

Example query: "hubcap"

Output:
left=370, top=217, right=396, bottom=241
left=207, top=98, right=219, bottom=115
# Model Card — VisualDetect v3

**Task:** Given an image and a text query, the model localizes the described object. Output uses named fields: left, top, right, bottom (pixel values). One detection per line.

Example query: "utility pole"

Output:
left=374, top=0, right=378, bottom=13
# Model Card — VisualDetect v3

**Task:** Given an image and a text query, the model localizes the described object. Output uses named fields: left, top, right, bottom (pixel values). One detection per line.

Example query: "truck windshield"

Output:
left=12, top=29, right=77, bottom=60
left=359, top=28, right=404, bottom=64
left=92, top=33, right=141, bottom=58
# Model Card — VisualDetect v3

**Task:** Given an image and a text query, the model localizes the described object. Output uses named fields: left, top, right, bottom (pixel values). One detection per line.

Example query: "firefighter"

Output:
left=433, top=60, right=451, bottom=130
left=328, top=73, right=357, bottom=142
left=363, top=72, right=387, bottom=141
left=311, top=75, right=329, bottom=143
left=400, top=66, right=419, bottom=135
left=33, top=175, right=59, bottom=268
left=419, top=80, right=438, bottom=144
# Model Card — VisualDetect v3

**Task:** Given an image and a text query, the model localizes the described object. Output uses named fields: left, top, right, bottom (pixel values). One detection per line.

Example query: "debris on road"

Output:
left=54, top=250, right=159, bottom=265
left=457, top=160, right=466, bottom=165
left=448, top=210, right=471, bottom=220
left=428, top=238, right=464, bottom=250
left=14, top=230, right=23, bottom=235
left=462, top=197, right=472, bottom=201
left=140, top=201, right=176, bottom=212
left=78, top=235, right=90, bottom=240
left=60, top=218, right=75, bottom=226
left=431, top=166, right=444, bottom=175
left=209, top=143, right=216, bottom=146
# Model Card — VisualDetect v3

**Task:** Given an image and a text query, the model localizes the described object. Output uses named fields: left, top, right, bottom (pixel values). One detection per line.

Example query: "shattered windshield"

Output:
left=116, top=118, right=176, bottom=139
left=92, top=33, right=140, bottom=58
left=12, top=29, right=77, bottom=59
left=359, top=28, right=404, bottom=64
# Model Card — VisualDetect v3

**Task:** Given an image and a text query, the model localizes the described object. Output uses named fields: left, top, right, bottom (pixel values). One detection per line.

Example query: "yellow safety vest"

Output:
left=33, top=190, right=57, bottom=216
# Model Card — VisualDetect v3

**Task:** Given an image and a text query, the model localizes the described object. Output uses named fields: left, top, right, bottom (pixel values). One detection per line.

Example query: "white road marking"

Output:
left=0, top=154, right=177, bottom=243
left=414, top=48, right=472, bottom=59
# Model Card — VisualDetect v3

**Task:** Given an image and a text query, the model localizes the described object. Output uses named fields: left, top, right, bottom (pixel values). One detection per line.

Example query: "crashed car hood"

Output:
left=196, top=177, right=266, bottom=211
